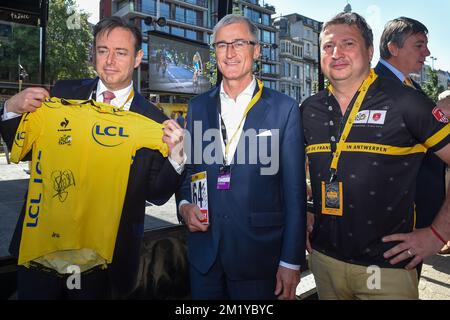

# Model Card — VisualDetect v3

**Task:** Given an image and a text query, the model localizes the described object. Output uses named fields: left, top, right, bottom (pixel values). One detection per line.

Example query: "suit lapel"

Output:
left=231, top=88, right=270, bottom=165
left=208, top=86, right=220, bottom=131
left=80, top=78, right=99, bottom=100
left=129, top=92, right=144, bottom=114
left=208, top=87, right=224, bottom=164
left=242, top=87, right=270, bottom=133
left=375, top=62, right=397, bottom=81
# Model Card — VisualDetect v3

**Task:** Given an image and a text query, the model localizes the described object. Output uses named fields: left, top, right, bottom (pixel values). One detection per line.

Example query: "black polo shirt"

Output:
left=302, top=76, right=450, bottom=268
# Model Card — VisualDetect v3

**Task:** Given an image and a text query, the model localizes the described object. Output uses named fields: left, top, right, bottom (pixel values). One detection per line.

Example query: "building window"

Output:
left=262, top=47, right=275, bottom=61
left=117, top=0, right=128, bottom=11
left=186, top=29, right=197, bottom=40
left=283, top=62, right=290, bottom=77
left=184, top=0, right=204, bottom=5
left=141, top=20, right=151, bottom=33
left=159, top=25, right=170, bottom=33
left=186, top=9, right=196, bottom=25
left=142, top=42, right=148, bottom=60
left=305, top=64, right=311, bottom=79
left=262, top=14, right=270, bottom=26
left=171, top=26, right=184, bottom=37
left=263, top=80, right=276, bottom=90
left=306, top=43, right=311, bottom=56
left=294, top=65, right=300, bottom=79
left=243, top=7, right=260, bottom=24
left=142, top=0, right=156, bottom=15
left=160, top=2, right=170, bottom=19
left=175, top=6, right=185, bottom=22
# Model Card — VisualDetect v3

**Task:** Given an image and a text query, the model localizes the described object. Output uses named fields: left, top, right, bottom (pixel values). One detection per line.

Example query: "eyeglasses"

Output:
left=212, top=39, right=257, bottom=52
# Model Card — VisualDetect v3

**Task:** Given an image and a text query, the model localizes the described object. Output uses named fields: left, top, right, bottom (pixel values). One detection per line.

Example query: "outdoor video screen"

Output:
left=148, top=31, right=211, bottom=95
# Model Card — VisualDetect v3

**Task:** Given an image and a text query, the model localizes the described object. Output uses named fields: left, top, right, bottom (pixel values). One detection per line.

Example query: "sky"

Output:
left=75, top=0, right=450, bottom=72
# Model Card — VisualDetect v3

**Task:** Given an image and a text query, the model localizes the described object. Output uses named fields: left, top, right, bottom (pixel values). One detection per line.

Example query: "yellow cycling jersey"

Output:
left=11, top=98, right=169, bottom=270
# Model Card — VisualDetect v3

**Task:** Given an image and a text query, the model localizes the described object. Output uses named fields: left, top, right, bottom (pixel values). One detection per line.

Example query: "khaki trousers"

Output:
left=309, top=250, right=418, bottom=300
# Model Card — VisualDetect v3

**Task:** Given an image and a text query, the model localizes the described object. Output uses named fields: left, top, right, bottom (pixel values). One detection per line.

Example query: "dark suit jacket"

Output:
left=0, top=78, right=183, bottom=298
left=375, top=62, right=446, bottom=227
left=176, top=85, right=306, bottom=284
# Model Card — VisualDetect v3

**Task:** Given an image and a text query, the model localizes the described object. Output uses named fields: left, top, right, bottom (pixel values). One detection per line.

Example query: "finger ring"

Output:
left=407, top=249, right=414, bottom=257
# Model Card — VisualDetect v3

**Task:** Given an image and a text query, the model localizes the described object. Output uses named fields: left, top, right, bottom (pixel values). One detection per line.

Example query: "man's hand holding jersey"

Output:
left=4, top=87, right=49, bottom=114
left=163, top=119, right=185, bottom=165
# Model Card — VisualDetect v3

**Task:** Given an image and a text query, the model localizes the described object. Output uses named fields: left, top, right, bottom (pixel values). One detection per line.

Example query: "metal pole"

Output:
left=318, top=22, right=324, bottom=91
left=18, top=54, right=22, bottom=92
left=156, top=0, right=160, bottom=30
left=216, top=0, right=233, bottom=85
left=39, top=0, right=49, bottom=85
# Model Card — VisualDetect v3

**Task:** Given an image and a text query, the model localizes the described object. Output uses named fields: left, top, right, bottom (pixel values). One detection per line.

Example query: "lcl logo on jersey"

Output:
left=14, top=131, right=26, bottom=147
left=354, top=110, right=387, bottom=125
left=92, top=123, right=129, bottom=147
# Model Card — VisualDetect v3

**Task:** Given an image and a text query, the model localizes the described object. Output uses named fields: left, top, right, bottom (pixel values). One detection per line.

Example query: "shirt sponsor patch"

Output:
left=354, top=110, right=387, bottom=125
left=432, top=107, right=449, bottom=123
left=354, top=110, right=370, bottom=124
left=367, top=110, right=387, bottom=125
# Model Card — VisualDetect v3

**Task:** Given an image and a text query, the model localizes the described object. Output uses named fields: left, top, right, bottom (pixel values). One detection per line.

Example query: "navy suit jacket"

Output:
left=0, top=78, right=183, bottom=298
left=375, top=62, right=446, bottom=227
left=177, top=84, right=306, bottom=281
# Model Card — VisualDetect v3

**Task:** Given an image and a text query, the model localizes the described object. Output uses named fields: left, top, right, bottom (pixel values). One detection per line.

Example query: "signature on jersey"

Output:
left=51, top=170, right=76, bottom=202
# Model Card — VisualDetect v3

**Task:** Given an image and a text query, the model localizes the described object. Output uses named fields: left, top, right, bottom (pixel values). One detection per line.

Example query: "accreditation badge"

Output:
left=217, top=165, right=231, bottom=190
left=191, top=171, right=209, bottom=224
left=321, top=181, right=343, bottom=216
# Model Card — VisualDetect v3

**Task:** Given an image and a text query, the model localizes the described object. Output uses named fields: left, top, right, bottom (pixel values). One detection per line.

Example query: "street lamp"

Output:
left=144, top=16, right=167, bottom=29
left=343, top=1, right=352, bottom=13
left=430, top=56, right=437, bottom=70
left=142, top=16, right=167, bottom=95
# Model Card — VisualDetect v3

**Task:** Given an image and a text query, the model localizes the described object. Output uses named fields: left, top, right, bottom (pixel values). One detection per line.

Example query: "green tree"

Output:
left=45, top=0, right=95, bottom=84
left=205, top=50, right=217, bottom=86
left=0, top=0, right=94, bottom=87
left=2, top=24, right=40, bottom=84
left=422, top=67, right=445, bottom=103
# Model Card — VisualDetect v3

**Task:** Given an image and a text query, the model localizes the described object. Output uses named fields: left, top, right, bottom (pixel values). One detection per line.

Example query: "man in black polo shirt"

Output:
left=374, top=17, right=447, bottom=249
left=302, top=12, right=450, bottom=299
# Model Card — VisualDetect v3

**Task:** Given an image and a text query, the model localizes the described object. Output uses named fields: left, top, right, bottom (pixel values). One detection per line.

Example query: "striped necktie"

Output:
left=102, top=91, right=116, bottom=104
left=403, top=77, right=414, bottom=88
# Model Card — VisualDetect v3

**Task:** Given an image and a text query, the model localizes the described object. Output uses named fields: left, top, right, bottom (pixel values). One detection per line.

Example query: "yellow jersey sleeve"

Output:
left=130, top=112, right=169, bottom=157
left=10, top=111, right=43, bottom=163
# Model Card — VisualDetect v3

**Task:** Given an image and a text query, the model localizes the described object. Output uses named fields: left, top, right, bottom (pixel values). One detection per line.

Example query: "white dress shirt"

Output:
left=95, top=80, right=134, bottom=110
left=219, top=78, right=256, bottom=164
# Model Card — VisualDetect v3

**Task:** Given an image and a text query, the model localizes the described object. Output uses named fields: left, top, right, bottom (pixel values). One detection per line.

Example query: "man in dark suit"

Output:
left=0, top=17, right=185, bottom=299
left=374, top=17, right=447, bottom=245
left=177, top=14, right=306, bottom=300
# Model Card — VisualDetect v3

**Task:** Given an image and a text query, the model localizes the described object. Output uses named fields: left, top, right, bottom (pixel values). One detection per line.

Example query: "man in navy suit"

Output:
left=0, top=17, right=185, bottom=299
left=374, top=17, right=448, bottom=253
left=177, top=14, right=306, bottom=300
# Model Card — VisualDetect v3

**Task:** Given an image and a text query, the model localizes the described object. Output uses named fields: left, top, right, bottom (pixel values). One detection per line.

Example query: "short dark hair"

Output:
left=379, top=17, right=428, bottom=59
left=320, top=12, right=373, bottom=49
left=93, top=16, right=142, bottom=54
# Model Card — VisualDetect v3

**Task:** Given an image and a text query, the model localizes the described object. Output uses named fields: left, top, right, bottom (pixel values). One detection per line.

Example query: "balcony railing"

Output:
left=182, top=0, right=207, bottom=7
left=115, top=2, right=135, bottom=17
